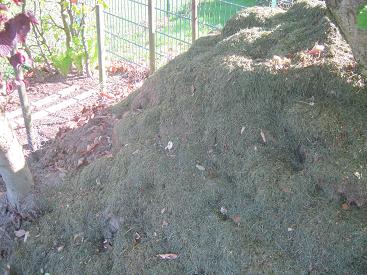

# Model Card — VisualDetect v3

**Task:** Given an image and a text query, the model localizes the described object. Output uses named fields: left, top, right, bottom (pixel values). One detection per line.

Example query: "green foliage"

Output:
left=27, top=0, right=100, bottom=75
left=88, top=38, right=99, bottom=66
left=357, top=4, right=367, bottom=29
left=51, top=49, right=73, bottom=75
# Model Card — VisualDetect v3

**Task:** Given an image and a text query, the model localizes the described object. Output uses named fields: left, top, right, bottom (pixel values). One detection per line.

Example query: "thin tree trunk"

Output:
left=81, top=3, right=92, bottom=77
left=14, top=57, right=36, bottom=153
left=33, top=25, right=52, bottom=70
left=0, top=108, right=34, bottom=211
left=60, top=1, right=72, bottom=50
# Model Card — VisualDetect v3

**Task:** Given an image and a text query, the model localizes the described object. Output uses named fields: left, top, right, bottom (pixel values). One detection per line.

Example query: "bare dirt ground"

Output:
left=0, top=62, right=148, bottom=263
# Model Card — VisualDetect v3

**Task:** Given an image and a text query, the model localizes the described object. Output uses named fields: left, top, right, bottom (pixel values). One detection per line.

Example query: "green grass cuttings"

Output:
left=9, top=0, right=367, bottom=273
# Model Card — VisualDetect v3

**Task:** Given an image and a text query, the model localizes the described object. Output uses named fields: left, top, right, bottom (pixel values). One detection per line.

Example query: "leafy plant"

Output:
left=0, top=0, right=37, bottom=92
left=357, top=4, right=367, bottom=29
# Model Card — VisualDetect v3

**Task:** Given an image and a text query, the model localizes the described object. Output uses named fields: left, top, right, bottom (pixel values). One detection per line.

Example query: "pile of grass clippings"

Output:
left=6, top=1, right=367, bottom=274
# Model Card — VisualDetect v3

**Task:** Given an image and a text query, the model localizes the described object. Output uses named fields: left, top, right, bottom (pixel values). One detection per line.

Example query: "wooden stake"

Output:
left=148, top=0, right=156, bottom=74
left=192, top=0, right=198, bottom=42
left=96, top=4, right=106, bottom=91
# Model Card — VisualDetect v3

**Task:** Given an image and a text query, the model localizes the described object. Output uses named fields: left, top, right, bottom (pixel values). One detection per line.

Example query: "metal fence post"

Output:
left=96, top=4, right=106, bottom=92
left=148, top=0, right=156, bottom=74
left=192, top=0, right=198, bottom=42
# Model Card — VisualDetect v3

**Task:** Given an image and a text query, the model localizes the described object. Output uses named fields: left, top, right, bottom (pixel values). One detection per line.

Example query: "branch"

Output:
left=48, top=15, right=65, bottom=30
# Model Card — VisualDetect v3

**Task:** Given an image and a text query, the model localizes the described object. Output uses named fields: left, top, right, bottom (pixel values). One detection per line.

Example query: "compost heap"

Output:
left=10, top=1, right=367, bottom=273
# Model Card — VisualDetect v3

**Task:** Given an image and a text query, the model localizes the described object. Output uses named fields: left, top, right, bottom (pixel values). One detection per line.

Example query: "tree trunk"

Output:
left=60, top=1, right=72, bottom=50
left=326, top=0, right=367, bottom=68
left=0, top=108, right=34, bottom=211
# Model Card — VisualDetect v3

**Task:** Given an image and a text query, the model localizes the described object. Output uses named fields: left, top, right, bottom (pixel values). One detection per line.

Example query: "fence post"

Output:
left=96, top=4, right=106, bottom=92
left=148, top=0, right=156, bottom=74
left=191, top=0, right=198, bottom=42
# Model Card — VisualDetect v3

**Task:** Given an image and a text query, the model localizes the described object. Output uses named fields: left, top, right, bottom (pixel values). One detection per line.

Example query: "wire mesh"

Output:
left=102, top=0, right=150, bottom=67
left=86, top=0, right=266, bottom=69
left=155, top=0, right=192, bottom=67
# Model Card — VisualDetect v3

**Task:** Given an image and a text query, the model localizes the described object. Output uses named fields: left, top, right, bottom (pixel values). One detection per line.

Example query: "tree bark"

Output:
left=0, top=108, right=34, bottom=211
left=14, top=59, right=36, bottom=153
left=326, top=0, right=367, bottom=67
left=60, top=1, right=72, bottom=50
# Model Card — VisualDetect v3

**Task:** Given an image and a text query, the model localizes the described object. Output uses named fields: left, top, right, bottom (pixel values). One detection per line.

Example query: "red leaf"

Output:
left=9, top=50, right=26, bottom=69
left=0, top=12, right=38, bottom=57
left=12, top=0, right=23, bottom=5
left=0, top=4, right=9, bottom=11
left=5, top=79, right=16, bottom=95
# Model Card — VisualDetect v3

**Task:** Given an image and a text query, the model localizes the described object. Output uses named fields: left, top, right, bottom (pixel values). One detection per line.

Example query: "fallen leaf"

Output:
left=73, top=233, right=84, bottom=245
left=240, top=126, right=245, bottom=135
left=165, top=141, right=173, bottom=150
left=272, top=55, right=291, bottom=70
left=220, top=206, right=228, bottom=215
left=260, top=129, right=266, bottom=143
left=14, top=229, right=26, bottom=238
left=191, top=84, right=196, bottom=95
left=99, top=91, right=115, bottom=100
left=341, top=203, right=350, bottom=210
left=77, top=157, right=86, bottom=167
left=196, top=164, right=205, bottom=171
left=311, top=43, right=325, bottom=54
left=231, top=215, right=241, bottom=225
left=157, top=253, right=178, bottom=260
left=134, top=232, right=141, bottom=244
left=354, top=172, right=362, bottom=180
left=86, top=142, right=98, bottom=153
left=24, top=231, right=29, bottom=242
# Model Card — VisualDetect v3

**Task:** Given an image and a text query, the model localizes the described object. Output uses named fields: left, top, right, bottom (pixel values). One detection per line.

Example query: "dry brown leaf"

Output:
left=341, top=203, right=350, bottom=210
left=86, top=142, right=98, bottom=153
left=102, top=151, right=113, bottom=158
left=99, top=91, right=115, bottom=100
left=272, top=55, right=291, bottom=70
left=157, top=253, right=178, bottom=260
left=231, top=215, right=241, bottom=225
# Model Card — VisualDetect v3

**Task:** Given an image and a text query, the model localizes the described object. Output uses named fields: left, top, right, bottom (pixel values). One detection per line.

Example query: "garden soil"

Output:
left=7, top=1, right=367, bottom=273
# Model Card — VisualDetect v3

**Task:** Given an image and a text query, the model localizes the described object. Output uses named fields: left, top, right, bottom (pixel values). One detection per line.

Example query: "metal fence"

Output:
left=87, top=0, right=277, bottom=72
